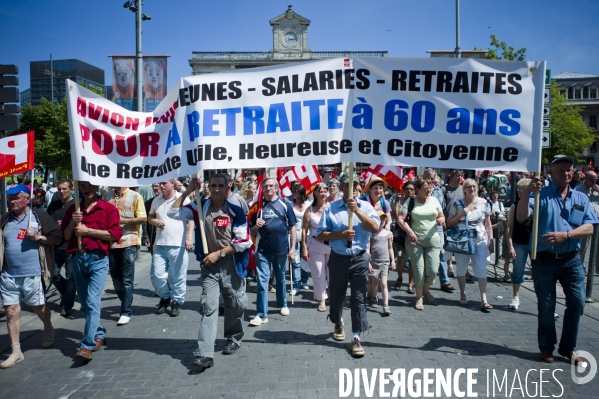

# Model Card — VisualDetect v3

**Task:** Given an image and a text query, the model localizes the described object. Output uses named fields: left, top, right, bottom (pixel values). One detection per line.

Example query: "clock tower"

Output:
left=270, top=5, right=311, bottom=60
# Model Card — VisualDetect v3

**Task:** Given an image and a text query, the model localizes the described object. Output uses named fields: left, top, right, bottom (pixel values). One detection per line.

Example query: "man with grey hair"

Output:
left=575, top=170, right=599, bottom=272
left=0, top=184, right=62, bottom=368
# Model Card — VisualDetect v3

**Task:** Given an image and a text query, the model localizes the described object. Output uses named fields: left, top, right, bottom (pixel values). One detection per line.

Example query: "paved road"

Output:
left=1, top=248, right=598, bottom=399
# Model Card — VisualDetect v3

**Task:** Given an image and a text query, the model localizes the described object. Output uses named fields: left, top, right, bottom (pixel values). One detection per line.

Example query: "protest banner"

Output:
left=67, top=57, right=546, bottom=186
left=0, top=131, right=35, bottom=178
left=277, top=165, right=322, bottom=197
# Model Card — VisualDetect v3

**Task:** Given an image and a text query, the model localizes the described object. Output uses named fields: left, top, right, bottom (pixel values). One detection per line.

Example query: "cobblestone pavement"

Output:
left=1, top=248, right=598, bottom=399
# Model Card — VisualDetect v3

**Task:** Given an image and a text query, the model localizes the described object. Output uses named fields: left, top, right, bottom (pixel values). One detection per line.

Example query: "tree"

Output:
left=476, top=34, right=527, bottom=61
left=17, top=97, right=72, bottom=181
left=543, top=82, right=594, bottom=165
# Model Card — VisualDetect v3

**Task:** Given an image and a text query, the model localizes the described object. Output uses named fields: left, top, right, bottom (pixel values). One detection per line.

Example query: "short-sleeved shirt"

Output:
left=444, top=184, right=464, bottom=216
left=61, top=199, right=123, bottom=255
left=400, top=197, right=442, bottom=238
left=3, top=210, right=42, bottom=278
left=530, top=182, right=599, bottom=253
left=104, top=188, right=146, bottom=248
left=316, top=198, right=380, bottom=256
left=205, top=201, right=232, bottom=253
left=449, top=197, right=491, bottom=239
left=149, top=192, right=190, bottom=247
left=227, top=193, right=249, bottom=215
left=250, top=197, right=296, bottom=256
left=47, top=198, right=75, bottom=250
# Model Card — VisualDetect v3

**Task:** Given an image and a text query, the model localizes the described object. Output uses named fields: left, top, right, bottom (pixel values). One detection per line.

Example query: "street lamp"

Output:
left=454, top=0, right=461, bottom=59
left=123, top=1, right=150, bottom=112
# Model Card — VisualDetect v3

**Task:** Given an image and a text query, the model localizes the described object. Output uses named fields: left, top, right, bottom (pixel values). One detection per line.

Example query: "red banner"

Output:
left=0, top=131, right=35, bottom=178
left=247, top=173, right=266, bottom=220
left=364, top=164, right=404, bottom=191
left=277, top=165, right=322, bottom=197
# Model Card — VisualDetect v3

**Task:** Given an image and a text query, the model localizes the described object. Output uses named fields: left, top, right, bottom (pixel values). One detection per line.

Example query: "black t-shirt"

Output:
left=512, top=197, right=531, bottom=246
left=47, top=198, right=74, bottom=250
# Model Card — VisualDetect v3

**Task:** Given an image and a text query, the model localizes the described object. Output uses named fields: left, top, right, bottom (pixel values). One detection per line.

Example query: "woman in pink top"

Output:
left=301, top=183, right=331, bottom=312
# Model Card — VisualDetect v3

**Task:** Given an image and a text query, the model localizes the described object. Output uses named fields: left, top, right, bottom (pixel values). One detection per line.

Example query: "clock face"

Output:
left=283, top=31, right=298, bottom=47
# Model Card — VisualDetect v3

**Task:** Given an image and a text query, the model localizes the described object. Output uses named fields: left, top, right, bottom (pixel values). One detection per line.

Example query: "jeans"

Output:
left=72, top=251, right=108, bottom=351
left=151, top=245, right=189, bottom=304
left=109, top=246, right=136, bottom=317
left=532, top=252, right=585, bottom=353
left=255, top=253, right=287, bottom=317
left=52, top=248, right=76, bottom=310
left=512, top=243, right=530, bottom=285
left=437, top=231, right=449, bottom=286
left=292, top=242, right=309, bottom=290
left=196, top=256, right=247, bottom=358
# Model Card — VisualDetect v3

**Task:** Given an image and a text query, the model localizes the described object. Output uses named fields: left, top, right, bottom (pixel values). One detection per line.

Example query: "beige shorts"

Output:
left=369, top=261, right=390, bottom=279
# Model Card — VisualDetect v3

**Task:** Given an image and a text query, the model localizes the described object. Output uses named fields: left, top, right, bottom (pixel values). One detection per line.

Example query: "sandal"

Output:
left=480, top=302, right=493, bottom=312
left=407, top=286, right=415, bottom=294
left=424, top=292, right=435, bottom=304
left=459, top=295, right=468, bottom=306
left=414, top=298, right=424, bottom=311
left=317, top=305, right=327, bottom=312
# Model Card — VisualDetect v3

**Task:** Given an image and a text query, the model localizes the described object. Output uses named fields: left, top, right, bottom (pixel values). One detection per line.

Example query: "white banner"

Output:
left=67, top=57, right=545, bottom=186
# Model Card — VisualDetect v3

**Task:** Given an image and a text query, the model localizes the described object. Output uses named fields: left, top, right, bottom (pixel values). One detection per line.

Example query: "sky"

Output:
left=1, top=0, right=598, bottom=93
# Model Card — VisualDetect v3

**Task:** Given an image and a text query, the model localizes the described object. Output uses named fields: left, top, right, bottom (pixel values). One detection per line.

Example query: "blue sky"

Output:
left=1, top=0, right=597, bottom=93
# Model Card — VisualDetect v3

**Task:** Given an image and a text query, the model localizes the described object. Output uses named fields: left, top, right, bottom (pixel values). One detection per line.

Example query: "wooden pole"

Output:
left=530, top=174, right=541, bottom=261
left=193, top=173, right=209, bottom=255
left=73, top=180, right=83, bottom=251
left=347, top=162, right=354, bottom=248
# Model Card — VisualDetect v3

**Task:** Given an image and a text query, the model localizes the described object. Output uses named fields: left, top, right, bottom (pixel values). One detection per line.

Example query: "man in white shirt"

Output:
left=45, top=182, right=58, bottom=208
left=148, top=179, right=194, bottom=316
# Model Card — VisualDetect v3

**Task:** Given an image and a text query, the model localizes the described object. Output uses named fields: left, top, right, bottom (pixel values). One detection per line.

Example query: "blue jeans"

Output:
left=292, top=242, right=309, bottom=290
left=256, top=253, right=287, bottom=317
left=512, top=243, right=530, bottom=285
left=109, top=246, right=136, bottom=317
left=532, top=253, right=586, bottom=353
left=52, top=248, right=77, bottom=310
left=151, top=245, right=189, bottom=304
left=437, top=230, right=449, bottom=286
left=71, top=251, right=108, bottom=351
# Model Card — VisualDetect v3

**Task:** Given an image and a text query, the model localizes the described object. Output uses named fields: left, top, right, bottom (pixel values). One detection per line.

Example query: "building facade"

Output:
left=29, top=59, right=105, bottom=105
left=554, top=72, right=599, bottom=165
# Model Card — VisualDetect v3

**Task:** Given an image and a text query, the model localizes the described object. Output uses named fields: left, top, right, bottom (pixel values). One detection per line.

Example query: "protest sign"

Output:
left=67, top=57, right=546, bottom=186
left=0, top=131, right=35, bottom=178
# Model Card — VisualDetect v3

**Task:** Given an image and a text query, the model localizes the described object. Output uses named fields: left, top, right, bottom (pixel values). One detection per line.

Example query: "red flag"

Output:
left=363, top=164, right=404, bottom=191
left=247, top=173, right=265, bottom=219
left=278, top=165, right=322, bottom=197
left=331, top=168, right=338, bottom=178
left=404, top=167, right=416, bottom=182
left=589, top=159, right=595, bottom=171
left=0, top=131, right=35, bottom=176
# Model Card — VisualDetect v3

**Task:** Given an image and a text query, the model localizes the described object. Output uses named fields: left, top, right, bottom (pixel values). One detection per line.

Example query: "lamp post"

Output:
left=454, top=0, right=461, bottom=59
left=123, top=1, right=151, bottom=112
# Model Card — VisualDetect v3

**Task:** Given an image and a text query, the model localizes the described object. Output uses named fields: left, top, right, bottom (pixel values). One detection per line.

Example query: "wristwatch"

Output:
left=220, top=250, right=226, bottom=258
left=567, top=231, right=571, bottom=240
left=37, top=235, right=45, bottom=242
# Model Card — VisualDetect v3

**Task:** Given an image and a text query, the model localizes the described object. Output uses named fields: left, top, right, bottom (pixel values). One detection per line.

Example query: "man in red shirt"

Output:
left=62, top=181, right=122, bottom=361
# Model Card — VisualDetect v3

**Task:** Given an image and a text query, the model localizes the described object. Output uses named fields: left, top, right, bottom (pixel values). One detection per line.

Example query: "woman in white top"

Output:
left=446, top=178, right=494, bottom=312
left=301, top=183, right=330, bottom=312
left=291, top=182, right=311, bottom=293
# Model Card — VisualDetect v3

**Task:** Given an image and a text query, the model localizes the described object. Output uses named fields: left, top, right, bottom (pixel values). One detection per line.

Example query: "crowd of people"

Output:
left=0, top=157, right=597, bottom=368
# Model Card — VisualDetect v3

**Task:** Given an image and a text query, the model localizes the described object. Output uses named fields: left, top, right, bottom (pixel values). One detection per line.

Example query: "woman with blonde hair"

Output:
left=301, top=183, right=331, bottom=311
left=446, top=178, right=495, bottom=311
left=241, top=181, right=258, bottom=204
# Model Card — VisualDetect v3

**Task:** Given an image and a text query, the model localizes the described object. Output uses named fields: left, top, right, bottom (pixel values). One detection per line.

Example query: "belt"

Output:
left=331, top=250, right=366, bottom=258
left=536, top=250, right=577, bottom=260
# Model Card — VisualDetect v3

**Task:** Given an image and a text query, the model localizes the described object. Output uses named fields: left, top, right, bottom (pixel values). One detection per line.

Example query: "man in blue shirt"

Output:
left=316, top=172, right=380, bottom=357
left=249, top=178, right=296, bottom=325
left=517, top=155, right=599, bottom=365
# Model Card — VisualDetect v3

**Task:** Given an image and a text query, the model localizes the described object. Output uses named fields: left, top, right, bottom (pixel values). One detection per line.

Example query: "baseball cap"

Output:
left=323, top=167, right=334, bottom=173
left=339, top=172, right=359, bottom=184
left=5, top=184, right=30, bottom=195
left=549, top=154, right=575, bottom=167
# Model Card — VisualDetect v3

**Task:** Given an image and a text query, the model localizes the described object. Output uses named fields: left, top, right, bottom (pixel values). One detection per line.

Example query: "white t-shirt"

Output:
left=150, top=192, right=190, bottom=247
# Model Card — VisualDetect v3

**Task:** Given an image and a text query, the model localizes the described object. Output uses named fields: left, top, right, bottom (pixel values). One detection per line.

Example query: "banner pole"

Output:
left=530, top=172, right=541, bottom=263
left=28, top=169, right=35, bottom=226
left=347, top=162, right=354, bottom=248
left=73, top=180, right=83, bottom=251
left=193, top=173, right=209, bottom=255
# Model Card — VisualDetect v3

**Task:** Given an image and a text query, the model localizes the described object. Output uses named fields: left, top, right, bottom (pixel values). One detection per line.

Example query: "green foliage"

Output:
left=543, top=82, right=594, bottom=165
left=84, top=83, right=105, bottom=97
left=475, top=34, right=527, bottom=61
left=17, top=97, right=72, bottom=178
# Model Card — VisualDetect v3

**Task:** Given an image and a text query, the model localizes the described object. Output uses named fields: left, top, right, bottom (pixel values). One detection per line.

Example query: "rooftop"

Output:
left=553, top=72, right=599, bottom=79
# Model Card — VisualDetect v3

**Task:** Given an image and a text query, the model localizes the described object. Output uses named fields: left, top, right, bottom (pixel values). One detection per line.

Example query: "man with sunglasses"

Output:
left=575, top=170, right=599, bottom=273
left=169, top=174, right=251, bottom=368
left=148, top=180, right=194, bottom=316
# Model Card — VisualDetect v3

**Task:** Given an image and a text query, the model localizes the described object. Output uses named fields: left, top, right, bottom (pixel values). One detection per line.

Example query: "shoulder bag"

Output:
left=444, top=200, right=476, bottom=255
left=394, top=198, right=415, bottom=248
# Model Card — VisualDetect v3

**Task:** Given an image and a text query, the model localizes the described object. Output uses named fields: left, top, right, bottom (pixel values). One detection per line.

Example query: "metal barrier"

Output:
left=585, top=224, right=598, bottom=303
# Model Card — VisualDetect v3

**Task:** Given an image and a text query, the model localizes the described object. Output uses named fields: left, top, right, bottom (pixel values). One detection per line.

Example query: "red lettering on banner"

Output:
left=125, top=117, right=139, bottom=131
left=145, top=116, right=152, bottom=127
left=92, top=129, right=113, bottom=155
left=80, top=124, right=90, bottom=148
left=139, top=133, right=159, bottom=157
left=88, top=103, right=103, bottom=121
left=101, top=108, right=110, bottom=124
left=110, top=112, right=124, bottom=127
left=77, top=98, right=87, bottom=117
left=116, top=135, right=137, bottom=157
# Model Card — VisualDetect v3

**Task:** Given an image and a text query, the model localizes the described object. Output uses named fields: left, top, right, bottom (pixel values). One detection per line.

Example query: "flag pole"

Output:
left=347, top=162, right=354, bottom=248
left=530, top=172, right=541, bottom=264
left=28, top=169, right=35, bottom=226
left=193, top=173, right=209, bottom=255
left=73, top=180, right=83, bottom=251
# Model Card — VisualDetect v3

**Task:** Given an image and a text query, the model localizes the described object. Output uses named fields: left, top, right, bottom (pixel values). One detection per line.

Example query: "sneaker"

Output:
left=383, top=306, right=391, bottom=315
left=350, top=337, right=365, bottom=357
left=508, top=296, right=520, bottom=310
left=447, top=267, right=455, bottom=278
left=0, top=352, right=24, bottom=369
left=333, top=322, right=345, bottom=341
left=502, top=275, right=512, bottom=283
left=269, top=285, right=276, bottom=293
left=222, top=339, right=240, bottom=355
left=170, top=301, right=180, bottom=317
left=554, top=312, right=559, bottom=319
left=369, top=296, right=378, bottom=308
left=156, top=297, right=170, bottom=314
left=117, top=315, right=131, bottom=326
left=193, top=356, right=214, bottom=368
left=249, top=316, right=268, bottom=326
left=302, top=284, right=310, bottom=290
left=290, top=289, right=298, bottom=296
left=42, top=326, right=55, bottom=348
left=280, top=307, right=290, bottom=316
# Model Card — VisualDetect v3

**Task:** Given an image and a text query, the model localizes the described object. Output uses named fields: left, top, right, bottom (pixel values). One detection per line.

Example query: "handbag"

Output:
left=394, top=198, right=415, bottom=247
left=444, top=208, right=476, bottom=255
